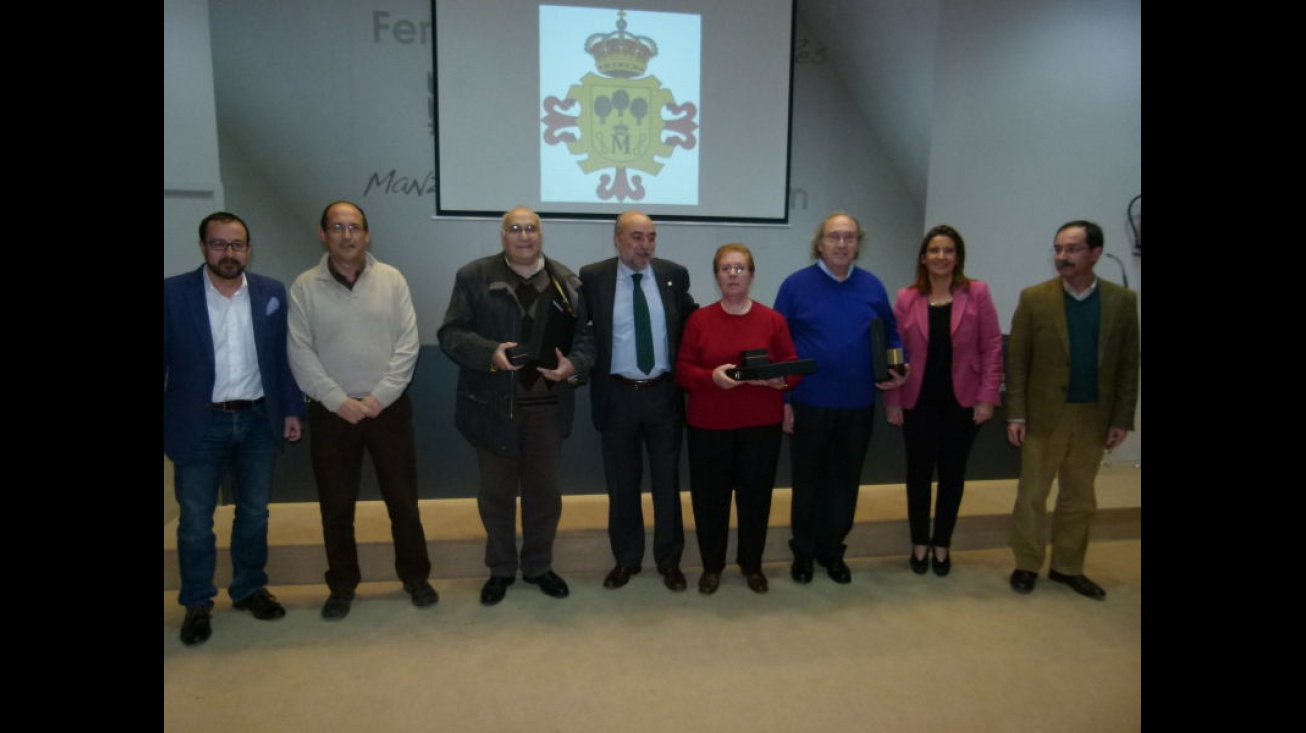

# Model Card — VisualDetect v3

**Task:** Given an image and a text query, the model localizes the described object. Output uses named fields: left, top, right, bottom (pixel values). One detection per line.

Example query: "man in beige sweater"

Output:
left=288, top=200, right=436, bottom=620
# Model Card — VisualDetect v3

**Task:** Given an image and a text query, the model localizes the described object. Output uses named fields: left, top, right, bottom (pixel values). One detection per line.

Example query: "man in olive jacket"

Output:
left=1005, top=220, right=1139, bottom=600
left=437, top=207, right=594, bottom=606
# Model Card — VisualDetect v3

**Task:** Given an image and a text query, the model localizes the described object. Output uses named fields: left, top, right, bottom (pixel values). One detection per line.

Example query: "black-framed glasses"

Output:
left=205, top=240, right=248, bottom=252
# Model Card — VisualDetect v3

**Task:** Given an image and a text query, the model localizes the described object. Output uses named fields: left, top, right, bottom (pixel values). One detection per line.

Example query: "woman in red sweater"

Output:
left=676, top=244, right=801, bottom=594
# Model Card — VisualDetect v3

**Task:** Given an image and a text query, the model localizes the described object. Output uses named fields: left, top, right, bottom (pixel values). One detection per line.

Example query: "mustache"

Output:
left=1055, top=261, right=1074, bottom=268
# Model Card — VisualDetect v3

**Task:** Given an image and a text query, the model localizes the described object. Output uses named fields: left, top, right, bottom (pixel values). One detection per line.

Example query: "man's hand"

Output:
left=1007, top=421, right=1026, bottom=447
left=284, top=416, right=303, bottom=442
left=492, top=342, right=524, bottom=372
left=336, top=399, right=372, bottom=425
left=360, top=395, right=384, bottom=418
left=1105, top=427, right=1129, bottom=451
left=875, top=363, right=910, bottom=391
left=538, top=349, right=576, bottom=382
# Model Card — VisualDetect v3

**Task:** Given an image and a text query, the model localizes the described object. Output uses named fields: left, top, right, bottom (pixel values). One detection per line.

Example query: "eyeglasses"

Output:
left=326, top=223, right=363, bottom=235
left=505, top=224, right=539, bottom=235
left=205, top=240, right=248, bottom=253
left=824, top=232, right=857, bottom=243
left=718, top=264, right=749, bottom=274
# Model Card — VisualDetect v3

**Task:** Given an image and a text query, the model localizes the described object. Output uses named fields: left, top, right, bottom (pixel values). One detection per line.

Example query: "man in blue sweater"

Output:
left=775, top=211, right=908, bottom=584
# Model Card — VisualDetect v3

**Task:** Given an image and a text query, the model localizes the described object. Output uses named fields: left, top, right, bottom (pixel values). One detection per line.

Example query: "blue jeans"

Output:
left=173, top=405, right=278, bottom=608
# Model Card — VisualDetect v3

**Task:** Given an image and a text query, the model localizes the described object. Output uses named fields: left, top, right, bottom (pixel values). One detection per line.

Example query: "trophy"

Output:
left=870, top=318, right=906, bottom=382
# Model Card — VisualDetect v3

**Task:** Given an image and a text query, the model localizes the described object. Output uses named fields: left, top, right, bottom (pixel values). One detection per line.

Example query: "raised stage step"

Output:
left=163, top=465, right=1140, bottom=591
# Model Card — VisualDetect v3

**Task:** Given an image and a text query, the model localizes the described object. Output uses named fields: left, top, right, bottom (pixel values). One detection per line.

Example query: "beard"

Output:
left=207, top=258, right=244, bottom=280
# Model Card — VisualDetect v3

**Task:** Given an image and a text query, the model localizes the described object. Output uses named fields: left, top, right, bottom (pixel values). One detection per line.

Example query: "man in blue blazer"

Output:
left=164, top=212, right=304, bottom=646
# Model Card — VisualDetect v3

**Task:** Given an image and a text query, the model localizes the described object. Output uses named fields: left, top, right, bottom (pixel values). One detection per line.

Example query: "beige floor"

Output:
left=164, top=538, right=1140, bottom=733
left=165, top=462, right=1141, bottom=732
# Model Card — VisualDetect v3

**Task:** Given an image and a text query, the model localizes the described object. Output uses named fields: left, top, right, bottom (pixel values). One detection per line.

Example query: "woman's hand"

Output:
left=885, top=406, right=903, bottom=427
left=711, top=364, right=741, bottom=390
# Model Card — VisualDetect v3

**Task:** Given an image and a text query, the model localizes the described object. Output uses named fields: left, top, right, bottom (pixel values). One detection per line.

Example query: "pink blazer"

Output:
left=884, top=280, right=1003, bottom=410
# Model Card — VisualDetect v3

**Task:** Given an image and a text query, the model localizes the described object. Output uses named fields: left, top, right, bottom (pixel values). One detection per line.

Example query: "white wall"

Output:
left=163, top=0, right=222, bottom=276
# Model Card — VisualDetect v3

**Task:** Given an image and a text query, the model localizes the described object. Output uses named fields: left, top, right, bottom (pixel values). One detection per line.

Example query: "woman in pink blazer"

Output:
left=885, top=225, right=1003, bottom=576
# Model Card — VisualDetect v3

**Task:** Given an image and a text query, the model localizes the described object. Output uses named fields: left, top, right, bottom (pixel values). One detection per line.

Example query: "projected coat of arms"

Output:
left=541, top=9, right=699, bottom=203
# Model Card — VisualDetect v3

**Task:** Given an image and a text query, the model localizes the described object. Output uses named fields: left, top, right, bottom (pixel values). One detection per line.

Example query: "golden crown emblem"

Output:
left=584, top=11, right=658, bottom=79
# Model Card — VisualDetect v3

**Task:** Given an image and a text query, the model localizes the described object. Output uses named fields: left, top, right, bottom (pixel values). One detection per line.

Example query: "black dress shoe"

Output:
left=931, top=548, right=952, bottom=577
left=698, top=571, right=721, bottom=595
left=180, top=605, right=212, bottom=646
left=1009, top=569, right=1037, bottom=594
left=321, top=590, right=355, bottom=619
left=909, top=547, right=929, bottom=575
left=480, top=576, right=515, bottom=606
left=818, top=557, right=852, bottom=584
left=233, top=588, right=286, bottom=620
left=659, top=565, right=688, bottom=592
left=790, top=556, right=814, bottom=584
left=1048, top=570, right=1107, bottom=600
left=743, top=569, right=769, bottom=594
left=603, top=564, right=641, bottom=589
left=523, top=570, right=570, bottom=598
left=404, top=580, right=440, bottom=607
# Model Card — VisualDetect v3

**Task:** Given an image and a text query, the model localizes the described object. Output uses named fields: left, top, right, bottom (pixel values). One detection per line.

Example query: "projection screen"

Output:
left=433, top=0, right=796, bottom=223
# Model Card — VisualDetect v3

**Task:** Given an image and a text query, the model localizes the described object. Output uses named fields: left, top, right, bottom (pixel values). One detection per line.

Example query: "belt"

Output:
left=210, top=397, right=265, bottom=411
left=609, top=373, right=670, bottom=390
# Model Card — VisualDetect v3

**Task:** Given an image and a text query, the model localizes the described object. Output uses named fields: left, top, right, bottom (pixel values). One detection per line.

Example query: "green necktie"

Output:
left=632, top=272, right=654, bottom=374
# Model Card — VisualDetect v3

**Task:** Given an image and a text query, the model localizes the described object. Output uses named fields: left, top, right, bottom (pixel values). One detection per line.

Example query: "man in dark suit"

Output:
left=1006, top=220, right=1140, bottom=600
left=580, top=211, right=698, bottom=592
left=164, top=211, right=305, bottom=646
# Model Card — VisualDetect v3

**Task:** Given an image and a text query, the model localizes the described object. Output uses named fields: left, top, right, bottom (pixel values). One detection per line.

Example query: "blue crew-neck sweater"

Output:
left=774, top=264, right=902, bottom=410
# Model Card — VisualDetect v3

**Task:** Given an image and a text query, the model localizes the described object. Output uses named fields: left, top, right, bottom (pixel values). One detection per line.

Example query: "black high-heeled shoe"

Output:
left=931, top=547, right=951, bottom=577
left=909, top=547, right=929, bottom=575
